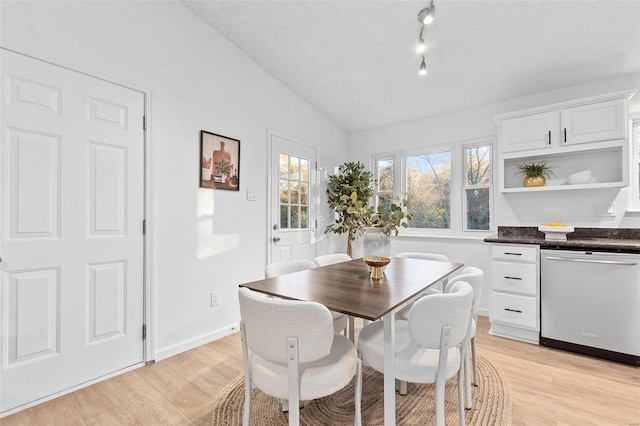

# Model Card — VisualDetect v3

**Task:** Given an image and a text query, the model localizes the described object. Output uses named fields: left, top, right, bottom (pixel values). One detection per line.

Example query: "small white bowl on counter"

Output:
left=538, top=225, right=575, bottom=241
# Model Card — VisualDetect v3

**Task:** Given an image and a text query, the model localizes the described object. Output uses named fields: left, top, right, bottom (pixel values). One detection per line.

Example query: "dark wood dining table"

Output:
left=240, top=256, right=463, bottom=426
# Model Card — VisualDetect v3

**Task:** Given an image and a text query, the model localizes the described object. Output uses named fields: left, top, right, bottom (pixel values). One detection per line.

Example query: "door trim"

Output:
left=0, top=45, right=155, bottom=363
left=266, top=129, right=318, bottom=264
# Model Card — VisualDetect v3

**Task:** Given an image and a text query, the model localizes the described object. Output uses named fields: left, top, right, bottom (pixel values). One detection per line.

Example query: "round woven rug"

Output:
left=211, top=356, right=511, bottom=425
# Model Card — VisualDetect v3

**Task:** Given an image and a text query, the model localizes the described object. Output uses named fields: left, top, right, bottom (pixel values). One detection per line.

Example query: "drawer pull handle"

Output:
left=504, top=276, right=522, bottom=280
left=504, top=252, right=522, bottom=256
left=504, top=308, right=523, bottom=313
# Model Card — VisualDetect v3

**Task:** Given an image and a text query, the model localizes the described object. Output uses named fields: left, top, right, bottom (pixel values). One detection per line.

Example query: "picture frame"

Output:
left=200, top=130, right=240, bottom=191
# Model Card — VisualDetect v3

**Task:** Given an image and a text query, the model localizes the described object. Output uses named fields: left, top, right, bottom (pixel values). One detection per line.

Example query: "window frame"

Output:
left=462, top=139, right=494, bottom=233
left=370, top=137, right=495, bottom=237
left=629, top=113, right=640, bottom=211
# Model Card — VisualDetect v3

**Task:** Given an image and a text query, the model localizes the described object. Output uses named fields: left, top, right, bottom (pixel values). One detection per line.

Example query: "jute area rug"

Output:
left=211, top=356, right=511, bottom=425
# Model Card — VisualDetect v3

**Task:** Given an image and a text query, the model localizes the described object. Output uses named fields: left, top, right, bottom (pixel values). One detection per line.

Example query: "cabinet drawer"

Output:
left=492, top=262, right=537, bottom=295
left=492, top=245, right=538, bottom=263
left=491, top=293, right=538, bottom=330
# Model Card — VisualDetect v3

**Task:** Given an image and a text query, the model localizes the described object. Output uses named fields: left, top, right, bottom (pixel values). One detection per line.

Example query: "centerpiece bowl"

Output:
left=363, top=256, right=391, bottom=280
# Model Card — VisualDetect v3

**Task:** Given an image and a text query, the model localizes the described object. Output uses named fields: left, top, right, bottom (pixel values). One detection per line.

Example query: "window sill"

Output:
left=393, top=232, right=491, bottom=241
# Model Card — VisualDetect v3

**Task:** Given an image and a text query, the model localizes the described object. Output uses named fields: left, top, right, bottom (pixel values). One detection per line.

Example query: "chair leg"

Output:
left=287, top=337, right=300, bottom=426
left=471, top=336, right=479, bottom=387
left=435, top=377, right=446, bottom=426
left=354, top=356, right=362, bottom=426
left=464, top=349, right=472, bottom=410
left=240, top=322, right=251, bottom=426
left=395, top=379, right=407, bottom=395
left=458, top=369, right=466, bottom=426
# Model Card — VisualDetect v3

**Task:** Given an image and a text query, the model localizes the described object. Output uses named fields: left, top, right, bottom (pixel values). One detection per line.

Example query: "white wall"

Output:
left=1, top=0, right=348, bottom=359
left=348, top=73, right=640, bottom=315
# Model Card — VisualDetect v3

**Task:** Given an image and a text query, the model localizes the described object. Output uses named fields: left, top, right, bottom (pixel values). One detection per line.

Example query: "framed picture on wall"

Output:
left=200, top=130, right=240, bottom=191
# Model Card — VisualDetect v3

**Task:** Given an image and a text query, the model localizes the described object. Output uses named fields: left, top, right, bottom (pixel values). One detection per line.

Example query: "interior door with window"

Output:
left=269, top=134, right=317, bottom=263
left=0, top=49, right=145, bottom=414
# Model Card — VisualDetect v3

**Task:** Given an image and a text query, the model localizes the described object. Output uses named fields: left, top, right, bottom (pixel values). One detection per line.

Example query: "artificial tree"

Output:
left=325, top=162, right=374, bottom=257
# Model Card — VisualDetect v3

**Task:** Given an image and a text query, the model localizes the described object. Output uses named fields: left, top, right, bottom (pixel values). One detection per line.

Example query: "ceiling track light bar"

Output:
left=416, top=1, right=435, bottom=76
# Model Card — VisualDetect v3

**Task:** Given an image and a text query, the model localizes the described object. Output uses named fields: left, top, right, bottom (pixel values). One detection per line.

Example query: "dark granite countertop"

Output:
left=484, top=227, right=640, bottom=253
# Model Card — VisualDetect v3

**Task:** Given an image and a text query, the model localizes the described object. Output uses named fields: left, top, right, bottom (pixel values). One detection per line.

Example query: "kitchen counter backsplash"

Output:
left=485, top=226, right=640, bottom=253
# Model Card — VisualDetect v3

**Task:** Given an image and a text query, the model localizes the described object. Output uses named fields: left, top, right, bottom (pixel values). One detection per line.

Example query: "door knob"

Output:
left=272, top=236, right=281, bottom=242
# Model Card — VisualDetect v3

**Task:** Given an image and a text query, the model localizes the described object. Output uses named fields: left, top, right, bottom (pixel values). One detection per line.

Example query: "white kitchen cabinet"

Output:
left=489, top=244, right=540, bottom=344
left=500, top=111, right=558, bottom=153
left=499, top=98, right=627, bottom=154
left=561, top=98, right=627, bottom=146
left=495, top=90, right=636, bottom=193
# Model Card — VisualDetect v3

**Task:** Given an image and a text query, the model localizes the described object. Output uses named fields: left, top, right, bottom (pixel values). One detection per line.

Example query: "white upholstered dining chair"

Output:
left=444, top=266, right=484, bottom=409
left=314, top=253, right=352, bottom=267
left=395, top=251, right=451, bottom=320
left=358, top=281, right=473, bottom=426
left=264, top=259, right=348, bottom=334
left=238, top=287, right=362, bottom=426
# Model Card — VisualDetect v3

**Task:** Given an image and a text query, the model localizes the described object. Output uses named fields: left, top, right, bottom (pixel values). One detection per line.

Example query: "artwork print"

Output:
left=200, top=131, right=240, bottom=191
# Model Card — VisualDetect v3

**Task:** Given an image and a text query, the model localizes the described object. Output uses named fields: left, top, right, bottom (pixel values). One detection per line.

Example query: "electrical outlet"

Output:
left=590, top=203, right=616, bottom=217
left=210, top=291, right=219, bottom=307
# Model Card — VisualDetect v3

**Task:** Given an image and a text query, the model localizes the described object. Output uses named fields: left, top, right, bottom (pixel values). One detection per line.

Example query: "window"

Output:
left=374, top=156, right=395, bottom=211
left=279, top=153, right=309, bottom=229
left=631, top=116, right=640, bottom=208
left=371, top=137, right=494, bottom=235
left=463, top=144, right=492, bottom=231
left=405, top=150, right=452, bottom=229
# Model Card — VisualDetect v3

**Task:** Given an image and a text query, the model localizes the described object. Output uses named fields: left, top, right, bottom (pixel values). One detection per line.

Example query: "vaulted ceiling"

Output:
left=182, top=1, right=640, bottom=133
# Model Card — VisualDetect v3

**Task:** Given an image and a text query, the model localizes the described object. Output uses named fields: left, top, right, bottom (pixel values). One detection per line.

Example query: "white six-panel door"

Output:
left=0, top=49, right=145, bottom=414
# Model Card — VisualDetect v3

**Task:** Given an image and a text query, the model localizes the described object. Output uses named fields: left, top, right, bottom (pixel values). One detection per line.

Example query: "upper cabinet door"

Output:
left=500, top=111, right=559, bottom=153
left=560, top=98, right=627, bottom=146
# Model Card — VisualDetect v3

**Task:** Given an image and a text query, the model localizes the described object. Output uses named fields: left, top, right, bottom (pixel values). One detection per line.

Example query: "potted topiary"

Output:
left=325, top=162, right=375, bottom=257
left=516, top=161, right=554, bottom=187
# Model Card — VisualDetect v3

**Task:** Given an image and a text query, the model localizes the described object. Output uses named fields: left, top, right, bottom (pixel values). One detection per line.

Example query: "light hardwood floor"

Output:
left=3, top=316, right=639, bottom=425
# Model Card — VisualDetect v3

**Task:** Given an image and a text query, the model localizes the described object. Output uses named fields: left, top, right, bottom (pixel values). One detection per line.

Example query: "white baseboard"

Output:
left=477, top=308, right=490, bottom=318
left=154, top=322, right=240, bottom=362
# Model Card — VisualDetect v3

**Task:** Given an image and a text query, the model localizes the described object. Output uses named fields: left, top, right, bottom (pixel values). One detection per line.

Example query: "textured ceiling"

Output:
left=181, top=0, right=640, bottom=133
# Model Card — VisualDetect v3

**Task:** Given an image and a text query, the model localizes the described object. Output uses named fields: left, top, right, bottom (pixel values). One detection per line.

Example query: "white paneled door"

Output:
left=0, top=49, right=145, bottom=414
left=269, top=135, right=317, bottom=263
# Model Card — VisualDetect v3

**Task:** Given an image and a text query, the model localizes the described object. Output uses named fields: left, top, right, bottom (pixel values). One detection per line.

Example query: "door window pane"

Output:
left=406, top=151, right=451, bottom=229
left=278, top=152, right=310, bottom=229
left=300, top=159, right=309, bottom=182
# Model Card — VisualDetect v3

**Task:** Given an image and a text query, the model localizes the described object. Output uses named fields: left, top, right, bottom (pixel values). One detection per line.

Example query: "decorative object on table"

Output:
left=362, top=228, right=391, bottom=280
left=199, top=130, right=240, bottom=191
left=567, top=169, right=592, bottom=185
left=325, top=162, right=375, bottom=257
left=538, top=221, right=574, bottom=241
left=211, top=357, right=511, bottom=426
left=515, top=161, right=554, bottom=187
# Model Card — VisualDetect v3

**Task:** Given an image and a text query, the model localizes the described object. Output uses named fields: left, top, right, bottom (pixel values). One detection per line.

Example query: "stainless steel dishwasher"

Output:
left=540, top=249, right=640, bottom=366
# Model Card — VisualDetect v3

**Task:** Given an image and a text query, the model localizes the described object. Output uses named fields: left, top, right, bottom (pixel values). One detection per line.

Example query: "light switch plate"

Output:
left=247, top=188, right=257, bottom=201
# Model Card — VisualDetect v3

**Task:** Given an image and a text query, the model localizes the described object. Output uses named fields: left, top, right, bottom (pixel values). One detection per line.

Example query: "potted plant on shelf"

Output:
left=516, top=161, right=554, bottom=187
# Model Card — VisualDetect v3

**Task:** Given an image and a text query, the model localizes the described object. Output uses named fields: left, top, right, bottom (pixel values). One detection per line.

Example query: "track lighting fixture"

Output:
left=416, top=2, right=434, bottom=76
left=419, top=57, right=427, bottom=76
left=417, top=2, right=435, bottom=25
left=417, top=26, right=426, bottom=53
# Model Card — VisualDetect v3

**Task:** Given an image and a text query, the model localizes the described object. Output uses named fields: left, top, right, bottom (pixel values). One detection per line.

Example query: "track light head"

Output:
left=419, top=57, right=427, bottom=76
left=417, top=37, right=426, bottom=53
left=418, top=4, right=435, bottom=25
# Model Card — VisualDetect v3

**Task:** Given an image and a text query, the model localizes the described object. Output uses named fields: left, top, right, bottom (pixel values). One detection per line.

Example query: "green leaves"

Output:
left=325, top=162, right=374, bottom=241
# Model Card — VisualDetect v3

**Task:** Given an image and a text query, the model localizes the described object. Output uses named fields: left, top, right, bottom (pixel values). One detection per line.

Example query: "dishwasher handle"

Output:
left=544, top=256, right=637, bottom=266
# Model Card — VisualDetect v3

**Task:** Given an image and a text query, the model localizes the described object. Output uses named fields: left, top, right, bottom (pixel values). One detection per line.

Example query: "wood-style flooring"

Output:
left=3, top=316, right=639, bottom=425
